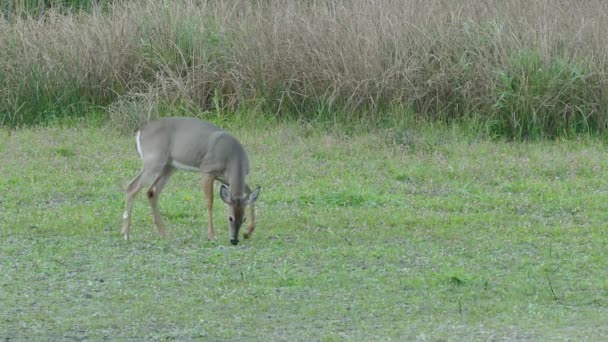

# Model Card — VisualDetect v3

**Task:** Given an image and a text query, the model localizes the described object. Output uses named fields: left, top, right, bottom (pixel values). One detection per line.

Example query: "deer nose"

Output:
left=230, top=239, right=239, bottom=246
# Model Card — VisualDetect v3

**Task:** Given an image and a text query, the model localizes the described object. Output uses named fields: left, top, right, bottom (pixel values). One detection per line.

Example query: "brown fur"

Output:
left=121, top=117, right=260, bottom=244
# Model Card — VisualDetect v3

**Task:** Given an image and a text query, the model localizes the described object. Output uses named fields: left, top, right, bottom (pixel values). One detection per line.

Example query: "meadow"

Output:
left=2, top=123, right=608, bottom=340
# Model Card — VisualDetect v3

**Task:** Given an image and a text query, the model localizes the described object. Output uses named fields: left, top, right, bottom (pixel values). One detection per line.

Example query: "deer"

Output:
left=121, top=117, right=260, bottom=246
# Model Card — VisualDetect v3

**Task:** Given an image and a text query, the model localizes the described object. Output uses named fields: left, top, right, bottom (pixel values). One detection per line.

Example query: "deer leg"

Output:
left=201, top=174, right=216, bottom=242
left=122, top=172, right=143, bottom=240
left=244, top=203, right=256, bottom=239
left=244, top=184, right=256, bottom=239
left=147, top=167, right=174, bottom=238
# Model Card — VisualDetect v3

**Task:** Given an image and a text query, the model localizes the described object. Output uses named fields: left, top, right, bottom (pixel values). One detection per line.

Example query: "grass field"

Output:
left=1, top=122, right=608, bottom=340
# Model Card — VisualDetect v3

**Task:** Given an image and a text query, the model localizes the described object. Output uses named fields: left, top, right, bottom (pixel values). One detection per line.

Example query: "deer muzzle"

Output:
left=229, top=221, right=241, bottom=246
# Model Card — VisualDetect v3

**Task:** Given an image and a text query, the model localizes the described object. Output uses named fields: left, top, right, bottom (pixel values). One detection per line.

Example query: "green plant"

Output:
left=492, top=51, right=600, bottom=139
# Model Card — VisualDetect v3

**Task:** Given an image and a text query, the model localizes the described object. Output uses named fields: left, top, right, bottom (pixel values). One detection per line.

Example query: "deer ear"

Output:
left=219, top=184, right=232, bottom=205
left=247, top=187, right=261, bottom=204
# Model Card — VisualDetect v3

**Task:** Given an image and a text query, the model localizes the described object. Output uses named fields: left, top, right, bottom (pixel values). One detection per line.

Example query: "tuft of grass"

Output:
left=492, top=51, right=603, bottom=139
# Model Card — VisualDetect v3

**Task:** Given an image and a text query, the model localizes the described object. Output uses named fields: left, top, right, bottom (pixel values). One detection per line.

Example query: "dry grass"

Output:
left=1, top=0, right=608, bottom=137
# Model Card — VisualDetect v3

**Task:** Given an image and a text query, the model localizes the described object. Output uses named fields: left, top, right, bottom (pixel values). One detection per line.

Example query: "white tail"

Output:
left=121, top=117, right=260, bottom=246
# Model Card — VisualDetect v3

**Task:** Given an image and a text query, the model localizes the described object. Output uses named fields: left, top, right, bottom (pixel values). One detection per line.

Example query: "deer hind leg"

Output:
left=122, top=172, right=143, bottom=240
left=201, top=174, right=216, bottom=242
left=244, top=184, right=256, bottom=239
left=147, top=166, right=175, bottom=238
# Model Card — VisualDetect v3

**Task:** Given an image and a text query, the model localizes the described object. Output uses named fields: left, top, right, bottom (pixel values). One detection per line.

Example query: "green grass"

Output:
left=2, top=123, right=608, bottom=340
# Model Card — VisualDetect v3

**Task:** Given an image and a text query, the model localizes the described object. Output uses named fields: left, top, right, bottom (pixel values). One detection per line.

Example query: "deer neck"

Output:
left=226, top=157, right=246, bottom=198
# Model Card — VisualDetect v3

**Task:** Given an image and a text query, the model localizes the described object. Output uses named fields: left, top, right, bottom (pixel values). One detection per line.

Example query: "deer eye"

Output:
left=242, top=217, right=247, bottom=223
left=229, top=216, right=234, bottom=223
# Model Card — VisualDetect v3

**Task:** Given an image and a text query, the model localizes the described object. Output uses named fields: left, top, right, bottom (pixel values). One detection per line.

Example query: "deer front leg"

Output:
left=201, top=174, right=216, bottom=242
left=244, top=202, right=256, bottom=239
left=244, top=183, right=257, bottom=239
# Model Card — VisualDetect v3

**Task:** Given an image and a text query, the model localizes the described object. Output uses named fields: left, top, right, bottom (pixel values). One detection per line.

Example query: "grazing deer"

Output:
left=121, top=117, right=260, bottom=246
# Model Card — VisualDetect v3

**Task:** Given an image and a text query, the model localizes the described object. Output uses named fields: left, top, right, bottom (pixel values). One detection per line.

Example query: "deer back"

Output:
left=138, top=117, right=249, bottom=191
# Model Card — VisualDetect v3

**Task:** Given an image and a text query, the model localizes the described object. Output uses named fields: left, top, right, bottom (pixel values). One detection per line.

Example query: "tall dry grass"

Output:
left=1, top=0, right=607, bottom=137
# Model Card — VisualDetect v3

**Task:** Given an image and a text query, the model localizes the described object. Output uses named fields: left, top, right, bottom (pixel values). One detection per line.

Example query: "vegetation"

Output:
left=2, top=124, right=608, bottom=340
left=2, top=1, right=608, bottom=339
left=0, top=0, right=607, bottom=138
